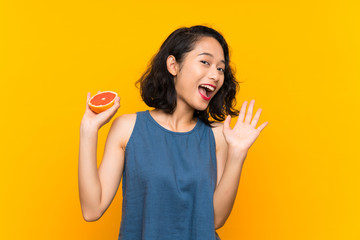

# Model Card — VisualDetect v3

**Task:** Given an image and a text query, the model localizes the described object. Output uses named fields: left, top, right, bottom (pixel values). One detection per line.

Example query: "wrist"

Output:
left=228, top=144, right=248, bottom=154
left=80, top=122, right=99, bottom=135
left=227, top=146, right=248, bottom=162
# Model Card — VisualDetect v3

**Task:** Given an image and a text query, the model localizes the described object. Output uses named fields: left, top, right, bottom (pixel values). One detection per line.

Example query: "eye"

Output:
left=201, top=60, right=224, bottom=73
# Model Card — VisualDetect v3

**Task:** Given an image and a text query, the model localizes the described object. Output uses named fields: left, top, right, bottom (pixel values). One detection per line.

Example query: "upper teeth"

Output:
left=200, top=84, right=215, bottom=92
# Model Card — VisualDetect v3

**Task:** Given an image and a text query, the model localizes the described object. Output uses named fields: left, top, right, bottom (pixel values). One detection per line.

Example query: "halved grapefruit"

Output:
left=88, top=91, right=118, bottom=113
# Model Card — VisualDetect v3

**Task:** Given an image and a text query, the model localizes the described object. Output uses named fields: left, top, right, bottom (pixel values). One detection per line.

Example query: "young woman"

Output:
left=79, top=25, right=268, bottom=240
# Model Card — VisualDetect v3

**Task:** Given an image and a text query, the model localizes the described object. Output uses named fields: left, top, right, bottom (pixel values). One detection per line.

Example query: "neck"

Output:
left=150, top=103, right=197, bottom=132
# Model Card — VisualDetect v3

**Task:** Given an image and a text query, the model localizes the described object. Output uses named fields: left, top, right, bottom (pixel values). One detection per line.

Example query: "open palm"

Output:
left=223, top=100, right=269, bottom=152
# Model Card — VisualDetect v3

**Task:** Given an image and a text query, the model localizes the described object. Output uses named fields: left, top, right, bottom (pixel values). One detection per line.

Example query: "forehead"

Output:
left=190, top=37, right=224, bottom=59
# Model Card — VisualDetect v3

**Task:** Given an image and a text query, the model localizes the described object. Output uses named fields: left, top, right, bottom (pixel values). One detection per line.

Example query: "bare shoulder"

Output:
left=111, top=113, right=137, bottom=152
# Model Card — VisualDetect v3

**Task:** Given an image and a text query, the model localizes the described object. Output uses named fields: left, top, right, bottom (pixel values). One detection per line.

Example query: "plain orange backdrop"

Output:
left=1, top=0, right=359, bottom=239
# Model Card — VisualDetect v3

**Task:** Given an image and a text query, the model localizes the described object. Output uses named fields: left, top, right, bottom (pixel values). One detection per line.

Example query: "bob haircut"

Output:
left=135, top=25, right=240, bottom=127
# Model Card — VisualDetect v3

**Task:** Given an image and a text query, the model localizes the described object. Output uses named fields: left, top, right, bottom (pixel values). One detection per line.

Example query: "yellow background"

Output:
left=1, top=0, right=359, bottom=239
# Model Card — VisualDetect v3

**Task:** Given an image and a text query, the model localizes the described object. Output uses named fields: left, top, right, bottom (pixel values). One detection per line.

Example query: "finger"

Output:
left=257, top=121, right=269, bottom=133
left=106, top=97, right=122, bottom=113
left=244, top=99, right=255, bottom=124
left=251, top=108, right=262, bottom=128
left=235, top=101, right=247, bottom=127
left=112, top=97, right=121, bottom=108
left=237, top=101, right=248, bottom=123
left=97, top=99, right=121, bottom=121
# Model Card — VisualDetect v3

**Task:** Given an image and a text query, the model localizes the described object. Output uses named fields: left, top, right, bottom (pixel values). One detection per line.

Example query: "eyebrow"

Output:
left=198, top=52, right=225, bottom=64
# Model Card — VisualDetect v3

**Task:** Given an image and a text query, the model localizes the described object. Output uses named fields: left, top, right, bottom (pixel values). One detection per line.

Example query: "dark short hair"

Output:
left=135, top=25, right=241, bottom=127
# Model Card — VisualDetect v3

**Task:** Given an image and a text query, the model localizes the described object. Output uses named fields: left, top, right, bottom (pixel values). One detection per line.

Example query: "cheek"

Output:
left=186, top=65, right=202, bottom=77
left=219, top=79, right=225, bottom=89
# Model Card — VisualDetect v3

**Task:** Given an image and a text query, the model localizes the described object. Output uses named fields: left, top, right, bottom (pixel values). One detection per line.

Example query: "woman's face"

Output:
left=170, top=36, right=226, bottom=111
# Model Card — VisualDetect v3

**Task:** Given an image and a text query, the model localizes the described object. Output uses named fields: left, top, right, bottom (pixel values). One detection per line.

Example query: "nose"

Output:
left=208, top=66, right=221, bottom=82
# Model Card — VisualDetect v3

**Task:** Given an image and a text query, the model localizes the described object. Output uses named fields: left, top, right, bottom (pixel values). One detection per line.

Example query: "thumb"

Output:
left=86, top=92, right=91, bottom=109
left=110, top=97, right=121, bottom=109
left=223, top=115, right=231, bottom=131
left=115, top=96, right=121, bottom=106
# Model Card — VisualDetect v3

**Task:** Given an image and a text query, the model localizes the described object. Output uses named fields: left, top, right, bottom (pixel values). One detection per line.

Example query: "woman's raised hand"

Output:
left=80, top=91, right=121, bottom=130
left=223, top=100, right=269, bottom=152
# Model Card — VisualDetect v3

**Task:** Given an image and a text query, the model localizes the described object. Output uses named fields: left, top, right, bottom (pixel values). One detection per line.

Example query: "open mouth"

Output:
left=198, top=84, right=215, bottom=101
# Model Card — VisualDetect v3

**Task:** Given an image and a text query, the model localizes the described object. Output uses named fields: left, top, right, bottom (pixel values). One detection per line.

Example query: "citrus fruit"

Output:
left=88, top=91, right=118, bottom=113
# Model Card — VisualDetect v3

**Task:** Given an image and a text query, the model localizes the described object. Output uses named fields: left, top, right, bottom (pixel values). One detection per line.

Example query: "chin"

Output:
left=194, top=103, right=210, bottom=112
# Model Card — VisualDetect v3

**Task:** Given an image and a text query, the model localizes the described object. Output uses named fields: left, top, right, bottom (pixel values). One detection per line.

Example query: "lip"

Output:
left=199, top=83, right=216, bottom=91
left=198, top=87, right=212, bottom=101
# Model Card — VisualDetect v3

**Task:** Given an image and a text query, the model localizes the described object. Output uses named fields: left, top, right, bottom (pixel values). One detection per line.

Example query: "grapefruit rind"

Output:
left=88, top=91, right=118, bottom=113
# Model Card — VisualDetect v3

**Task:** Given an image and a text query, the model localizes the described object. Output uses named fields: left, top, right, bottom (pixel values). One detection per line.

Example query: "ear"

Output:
left=166, top=55, right=178, bottom=76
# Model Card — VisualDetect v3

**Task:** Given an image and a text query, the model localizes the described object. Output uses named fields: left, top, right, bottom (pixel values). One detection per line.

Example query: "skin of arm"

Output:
left=78, top=114, right=134, bottom=221
left=212, top=122, right=248, bottom=230
left=78, top=125, right=103, bottom=221
left=213, top=100, right=268, bottom=229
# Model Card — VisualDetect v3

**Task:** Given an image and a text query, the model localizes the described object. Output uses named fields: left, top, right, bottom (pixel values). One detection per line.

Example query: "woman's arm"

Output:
left=212, top=123, right=247, bottom=230
left=78, top=124, right=103, bottom=221
left=214, top=100, right=268, bottom=229
left=78, top=114, right=134, bottom=221
left=213, top=145, right=247, bottom=229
